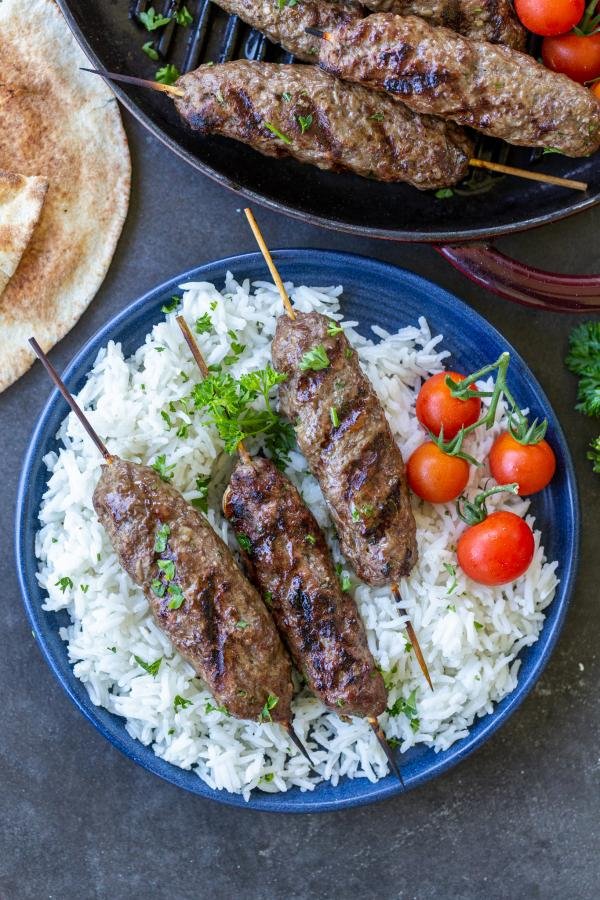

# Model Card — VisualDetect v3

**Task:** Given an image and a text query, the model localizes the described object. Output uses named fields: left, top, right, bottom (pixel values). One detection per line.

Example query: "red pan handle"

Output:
left=435, top=242, right=600, bottom=313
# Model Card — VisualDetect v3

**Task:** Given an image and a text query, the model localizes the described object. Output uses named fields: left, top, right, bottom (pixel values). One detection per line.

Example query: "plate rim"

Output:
left=15, top=248, right=580, bottom=813
left=54, top=0, right=600, bottom=245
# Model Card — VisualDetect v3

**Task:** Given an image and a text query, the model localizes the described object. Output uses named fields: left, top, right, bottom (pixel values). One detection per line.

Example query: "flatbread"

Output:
left=0, top=170, right=48, bottom=297
left=0, top=0, right=131, bottom=392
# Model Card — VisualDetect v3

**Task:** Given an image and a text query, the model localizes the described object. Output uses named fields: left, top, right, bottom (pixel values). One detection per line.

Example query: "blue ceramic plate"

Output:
left=15, top=250, right=579, bottom=813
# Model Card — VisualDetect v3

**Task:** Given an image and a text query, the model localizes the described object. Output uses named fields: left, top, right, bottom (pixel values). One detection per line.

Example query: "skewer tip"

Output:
left=283, top=724, right=316, bottom=770
left=367, top=717, right=405, bottom=787
left=468, top=157, right=587, bottom=192
left=243, top=208, right=296, bottom=321
left=28, top=337, right=112, bottom=462
left=80, top=66, right=185, bottom=98
left=392, top=584, right=433, bottom=692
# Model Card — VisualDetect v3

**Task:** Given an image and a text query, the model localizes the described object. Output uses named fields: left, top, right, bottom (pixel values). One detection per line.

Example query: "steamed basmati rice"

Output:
left=35, top=275, right=559, bottom=799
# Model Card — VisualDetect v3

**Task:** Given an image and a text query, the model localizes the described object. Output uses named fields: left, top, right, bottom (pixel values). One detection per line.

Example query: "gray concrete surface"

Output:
left=1, top=111, right=599, bottom=900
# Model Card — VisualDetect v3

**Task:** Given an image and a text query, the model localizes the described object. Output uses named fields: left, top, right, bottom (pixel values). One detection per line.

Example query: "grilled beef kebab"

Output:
left=349, top=0, right=526, bottom=47
left=314, top=13, right=600, bottom=156
left=271, top=311, right=417, bottom=587
left=174, top=61, right=473, bottom=189
left=93, top=457, right=294, bottom=722
left=223, top=456, right=387, bottom=718
left=212, top=0, right=363, bottom=62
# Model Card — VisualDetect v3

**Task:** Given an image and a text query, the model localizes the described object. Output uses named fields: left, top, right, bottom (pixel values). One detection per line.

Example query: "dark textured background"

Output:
left=2, top=111, right=599, bottom=900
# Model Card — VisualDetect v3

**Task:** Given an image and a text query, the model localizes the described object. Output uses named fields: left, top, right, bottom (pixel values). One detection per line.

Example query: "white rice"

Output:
left=35, top=275, right=559, bottom=800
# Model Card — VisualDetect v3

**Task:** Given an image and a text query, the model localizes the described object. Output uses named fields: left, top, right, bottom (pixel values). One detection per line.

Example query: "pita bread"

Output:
left=0, top=0, right=131, bottom=392
left=0, top=170, right=48, bottom=297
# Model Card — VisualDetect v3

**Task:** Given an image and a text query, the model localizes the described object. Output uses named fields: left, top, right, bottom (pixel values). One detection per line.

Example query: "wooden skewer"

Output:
left=367, top=716, right=405, bottom=785
left=392, top=584, right=433, bottom=692
left=80, top=67, right=185, bottom=98
left=176, top=316, right=316, bottom=768
left=467, top=158, right=587, bottom=192
left=29, top=338, right=112, bottom=463
left=244, top=209, right=296, bottom=321
left=304, top=29, right=588, bottom=193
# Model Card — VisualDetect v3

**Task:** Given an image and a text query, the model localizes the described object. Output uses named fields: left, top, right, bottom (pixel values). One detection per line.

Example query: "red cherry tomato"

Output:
left=515, top=0, right=584, bottom=36
left=592, top=80, right=600, bottom=99
left=457, top=511, right=535, bottom=586
left=416, top=372, right=481, bottom=440
left=489, top=432, right=556, bottom=496
left=542, top=33, right=600, bottom=83
left=407, top=442, right=470, bottom=503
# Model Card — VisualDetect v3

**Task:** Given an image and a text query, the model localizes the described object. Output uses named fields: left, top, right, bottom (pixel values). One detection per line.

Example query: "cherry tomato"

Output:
left=489, top=432, right=556, bottom=495
left=592, top=80, right=600, bottom=99
left=542, top=33, right=600, bottom=83
left=407, top=442, right=470, bottom=503
left=515, top=0, right=584, bottom=36
left=457, top=511, right=535, bottom=586
left=416, top=372, right=481, bottom=440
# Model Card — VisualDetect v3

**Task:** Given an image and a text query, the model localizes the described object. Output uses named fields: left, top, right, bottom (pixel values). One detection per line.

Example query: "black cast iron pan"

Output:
left=57, top=0, right=600, bottom=311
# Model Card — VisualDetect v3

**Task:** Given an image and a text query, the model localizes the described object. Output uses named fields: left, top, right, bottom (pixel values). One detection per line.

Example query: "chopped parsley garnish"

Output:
left=224, top=330, right=246, bottom=365
left=80, top=584, right=89, bottom=593
left=264, top=122, right=292, bottom=145
left=474, top=620, right=484, bottom=631
left=174, top=694, right=193, bottom=711
left=167, top=584, right=185, bottom=610
left=236, top=533, right=252, bottom=553
left=176, top=422, right=190, bottom=439
left=297, top=113, right=313, bottom=134
left=281, top=92, right=292, bottom=102
left=447, top=603, right=457, bottom=613
left=264, top=591, right=273, bottom=606
left=368, top=112, right=384, bottom=122
left=235, top=620, right=250, bottom=630
left=168, top=728, right=175, bottom=735
left=278, top=0, right=298, bottom=7
left=388, top=688, right=418, bottom=727
left=330, top=406, right=340, bottom=428
left=142, top=41, right=159, bottom=61
left=156, top=64, right=180, bottom=86
left=175, top=5, right=193, bottom=26
left=299, top=344, right=330, bottom=372
left=191, top=365, right=292, bottom=466
left=194, top=312, right=212, bottom=334
left=305, top=533, right=316, bottom=546
left=151, top=454, right=175, bottom=482
left=542, top=147, right=564, bottom=155
left=205, top=701, right=229, bottom=716
left=134, top=655, right=162, bottom=677
left=55, top=576, right=73, bottom=593
left=336, top=699, right=345, bottom=707
left=191, top=474, right=210, bottom=513
left=435, top=188, right=454, bottom=199
left=107, top=646, right=117, bottom=653
left=326, top=320, right=343, bottom=336
left=344, top=347, right=353, bottom=360
left=139, top=7, right=171, bottom=30
left=259, top=694, right=279, bottom=722
left=151, top=578, right=166, bottom=598
left=336, top=565, right=351, bottom=593
left=261, top=772, right=275, bottom=783
left=157, top=559, right=175, bottom=581
left=154, top=523, right=171, bottom=553
left=161, top=410, right=173, bottom=430
left=388, top=737, right=400, bottom=749
left=161, top=295, right=181, bottom=314
left=404, top=641, right=412, bottom=653
left=443, top=562, right=458, bottom=594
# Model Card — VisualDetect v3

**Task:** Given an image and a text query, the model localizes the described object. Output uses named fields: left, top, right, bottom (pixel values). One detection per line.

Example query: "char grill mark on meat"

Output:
left=212, top=0, right=364, bottom=62
left=92, top=457, right=293, bottom=722
left=174, top=61, right=474, bottom=190
left=224, top=456, right=387, bottom=717
left=317, top=14, right=600, bottom=157
left=354, top=0, right=526, bottom=48
left=271, top=311, right=417, bottom=587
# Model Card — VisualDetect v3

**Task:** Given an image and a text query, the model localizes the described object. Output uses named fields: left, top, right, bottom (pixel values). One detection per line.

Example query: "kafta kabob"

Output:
left=175, top=318, right=402, bottom=780
left=310, top=12, right=600, bottom=156
left=347, top=0, right=526, bottom=47
left=244, top=209, right=433, bottom=691
left=27, top=338, right=318, bottom=765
